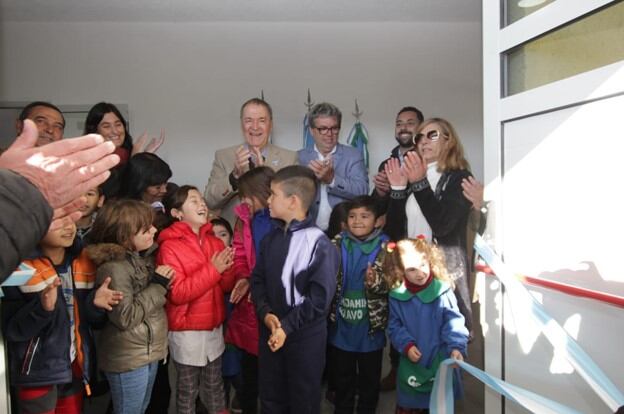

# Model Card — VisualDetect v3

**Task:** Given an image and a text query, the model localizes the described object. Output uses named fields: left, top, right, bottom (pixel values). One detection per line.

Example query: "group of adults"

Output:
left=0, top=98, right=483, bottom=348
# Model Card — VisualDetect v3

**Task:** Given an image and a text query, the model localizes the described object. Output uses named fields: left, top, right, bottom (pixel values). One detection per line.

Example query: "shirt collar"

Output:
left=313, top=144, right=337, bottom=159
left=244, top=143, right=269, bottom=157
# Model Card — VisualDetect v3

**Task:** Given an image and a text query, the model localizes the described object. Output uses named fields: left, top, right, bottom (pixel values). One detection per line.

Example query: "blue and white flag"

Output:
left=347, top=121, right=370, bottom=170
left=303, top=113, right=315, bottom=150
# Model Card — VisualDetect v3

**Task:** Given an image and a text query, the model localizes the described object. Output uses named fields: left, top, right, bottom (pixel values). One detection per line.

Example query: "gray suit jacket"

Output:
left=204, top=143, right=298, bottom=222
left=297, top=143, right=369, bottom=221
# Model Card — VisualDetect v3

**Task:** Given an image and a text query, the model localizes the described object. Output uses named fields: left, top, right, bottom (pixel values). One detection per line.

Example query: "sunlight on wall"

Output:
left=549, top=313, right=581, bottom=374
left=503, top=94, right=624, bottom=292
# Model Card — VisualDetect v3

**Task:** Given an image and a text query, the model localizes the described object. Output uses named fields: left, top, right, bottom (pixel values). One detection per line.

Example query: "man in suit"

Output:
left=298, top=102, right=369, bottom=231
left=204, top=98, right=298, bottom=222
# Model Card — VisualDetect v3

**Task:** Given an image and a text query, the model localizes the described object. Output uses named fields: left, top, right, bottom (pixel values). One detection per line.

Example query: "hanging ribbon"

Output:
left=431, top=235, right=624, bottom=413
left=431, top=359, right=585, bottom=413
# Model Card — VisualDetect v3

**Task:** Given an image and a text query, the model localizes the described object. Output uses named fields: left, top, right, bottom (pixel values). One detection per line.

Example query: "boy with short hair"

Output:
left=3, top=222, right=121, bottom=414
left=250, top=165, right=339, bottom=414
left=328, top=195, right=390, bottom=414
left=76, top=186, right=105, bottom=243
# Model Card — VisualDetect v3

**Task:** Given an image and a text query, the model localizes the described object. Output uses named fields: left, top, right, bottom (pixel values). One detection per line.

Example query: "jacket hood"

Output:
left=158, top=220, right=213, bottom=244
left=86, top=243, right=127, bottom=266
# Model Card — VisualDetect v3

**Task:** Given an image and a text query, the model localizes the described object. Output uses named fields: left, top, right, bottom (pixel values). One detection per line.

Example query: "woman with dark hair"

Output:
left=120, top=153, right=173, bottom=235
left=84, top=102, right=164, bottom=165
left=121, top=153, right=172, bottom=204
left=384, top=117, right=474, bottom=337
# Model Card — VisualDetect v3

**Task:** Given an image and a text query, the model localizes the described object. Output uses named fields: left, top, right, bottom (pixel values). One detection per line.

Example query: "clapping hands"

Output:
left=308, top=158, right=334, bottom=184
left=211, top=247, right=234, bottom=274
left=132, top=129, right=165, bottom=156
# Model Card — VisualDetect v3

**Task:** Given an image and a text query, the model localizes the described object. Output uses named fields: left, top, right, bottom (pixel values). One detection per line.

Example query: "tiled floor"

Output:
left=83, top=303, right=484, bottom=414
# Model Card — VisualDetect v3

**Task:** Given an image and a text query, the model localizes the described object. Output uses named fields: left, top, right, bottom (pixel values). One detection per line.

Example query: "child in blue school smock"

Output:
left=384, top=237, right=468, bottom=414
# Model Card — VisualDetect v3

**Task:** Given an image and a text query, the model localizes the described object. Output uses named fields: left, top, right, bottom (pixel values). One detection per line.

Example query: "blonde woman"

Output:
left=384, top=117, right=474, bottom=336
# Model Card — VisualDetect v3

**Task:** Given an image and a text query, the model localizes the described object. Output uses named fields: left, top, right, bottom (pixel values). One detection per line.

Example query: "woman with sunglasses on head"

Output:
left=383, top=117, right=474, bottom=337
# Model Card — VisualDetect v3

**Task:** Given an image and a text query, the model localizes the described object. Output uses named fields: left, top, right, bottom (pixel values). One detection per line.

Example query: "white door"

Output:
left=482, top=1, right=624, bottom=413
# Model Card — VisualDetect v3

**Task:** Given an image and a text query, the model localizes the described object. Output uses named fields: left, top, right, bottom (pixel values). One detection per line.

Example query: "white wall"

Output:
left=0, top=21, right=482, bottom=188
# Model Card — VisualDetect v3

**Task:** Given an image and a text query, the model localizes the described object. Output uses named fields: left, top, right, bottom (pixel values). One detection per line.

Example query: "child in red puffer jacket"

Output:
left=157, top=185, right=236, bottom=414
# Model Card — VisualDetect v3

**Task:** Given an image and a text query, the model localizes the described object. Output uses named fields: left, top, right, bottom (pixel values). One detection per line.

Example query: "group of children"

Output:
left=4, top=163, right=469, bottom=414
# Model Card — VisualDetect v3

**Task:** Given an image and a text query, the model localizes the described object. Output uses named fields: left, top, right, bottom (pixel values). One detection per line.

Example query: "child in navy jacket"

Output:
left=250, top=166, right=339, bottom=414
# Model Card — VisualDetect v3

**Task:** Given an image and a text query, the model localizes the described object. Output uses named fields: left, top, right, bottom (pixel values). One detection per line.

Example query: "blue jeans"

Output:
left=105, top=362, right=158, bottom=414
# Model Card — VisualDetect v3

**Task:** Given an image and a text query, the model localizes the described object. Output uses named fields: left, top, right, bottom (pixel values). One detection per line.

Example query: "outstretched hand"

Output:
left=0, top=119, right=119, bottom=212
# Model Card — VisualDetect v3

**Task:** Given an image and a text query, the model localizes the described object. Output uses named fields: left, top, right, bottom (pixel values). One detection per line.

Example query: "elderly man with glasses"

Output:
left=298, top=102, right=369, bottom=231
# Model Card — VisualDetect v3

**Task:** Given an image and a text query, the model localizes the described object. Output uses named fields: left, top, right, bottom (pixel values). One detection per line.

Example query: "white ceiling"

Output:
left=0, top=0, right=481, bottom=22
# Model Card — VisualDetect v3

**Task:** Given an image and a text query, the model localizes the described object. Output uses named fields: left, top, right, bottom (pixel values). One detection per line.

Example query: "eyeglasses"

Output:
left=414, top=130, right=445, bottom=142
left=313, top=126, right=340, bottom=136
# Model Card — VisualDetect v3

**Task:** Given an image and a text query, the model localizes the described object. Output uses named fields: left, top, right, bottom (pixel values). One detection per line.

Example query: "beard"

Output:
left=395, top=130, right=414, bottom=149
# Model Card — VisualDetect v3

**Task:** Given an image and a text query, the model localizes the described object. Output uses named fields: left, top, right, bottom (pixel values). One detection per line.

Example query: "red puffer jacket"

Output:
left=157, top=221, right=235, bottom=331
left=224, top=203, right=259, bottom=355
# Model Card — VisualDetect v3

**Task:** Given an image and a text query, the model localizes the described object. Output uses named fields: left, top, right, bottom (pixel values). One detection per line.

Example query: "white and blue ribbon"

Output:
left=431, top=359, right=584, bottom=414
left=434, top=235, right=624, bottom=413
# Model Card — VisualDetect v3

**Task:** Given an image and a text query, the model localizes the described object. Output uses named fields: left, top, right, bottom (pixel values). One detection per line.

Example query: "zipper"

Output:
left=21, top=337, right=40, bottom=375
left=145, top=321, right=152, bottom=356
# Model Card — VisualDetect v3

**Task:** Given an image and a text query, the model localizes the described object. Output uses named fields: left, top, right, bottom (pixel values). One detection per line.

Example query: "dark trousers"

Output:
left=332, top=347, right=383, bottom=414
left=241, top=351, right=259, bottom=414
left=258, top=325, right=326, bottom=414
left=389, top=344, right=399, bottom=369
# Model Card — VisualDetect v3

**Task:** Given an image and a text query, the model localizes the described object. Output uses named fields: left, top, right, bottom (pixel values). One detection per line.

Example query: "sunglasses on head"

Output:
left=414, top=129, right=445, bottom=143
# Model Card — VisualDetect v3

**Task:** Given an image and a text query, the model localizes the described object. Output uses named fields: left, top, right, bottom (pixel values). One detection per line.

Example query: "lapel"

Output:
left=300, top=147, right=315, bottom=165
left=332, top=144, right=343, bottom=168
left=265, top=144, right=282, bottom=168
